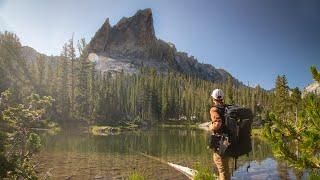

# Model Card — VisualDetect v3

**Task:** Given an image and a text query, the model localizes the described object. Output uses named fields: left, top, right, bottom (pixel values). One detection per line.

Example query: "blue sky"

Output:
left=0, top=0, right=319, bottom=90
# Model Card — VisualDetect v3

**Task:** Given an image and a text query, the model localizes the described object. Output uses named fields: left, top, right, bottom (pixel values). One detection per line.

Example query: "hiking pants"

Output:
left=213, top=152, right=230, bottom=180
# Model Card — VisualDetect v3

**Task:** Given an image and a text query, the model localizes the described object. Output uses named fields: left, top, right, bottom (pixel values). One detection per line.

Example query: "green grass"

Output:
left=308, top=170, right=320, bottom=180
left=90, top=125, right=120, bottom=136
left=128, top=171, right=145, bottom=180
left=158, top=124, right=198, bottom=128
left=194, top=164, right=217, bottom=180
left=90, top=123, right=140, bottom=136
left=251, top=128, right=263, bottom=137
left=251, top=128, right=269, bottom=142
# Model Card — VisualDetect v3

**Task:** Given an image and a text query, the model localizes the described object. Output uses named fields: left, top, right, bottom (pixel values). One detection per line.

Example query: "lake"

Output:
left=36, top=127, right=308, bottom=179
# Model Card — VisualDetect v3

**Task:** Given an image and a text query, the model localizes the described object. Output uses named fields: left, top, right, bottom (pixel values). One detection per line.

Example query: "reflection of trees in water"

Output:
left=277, top=162, right=289, bottom=180
left=41, top=128, right=210, bottom=157
left=251, top=137, right=272, bottom=163
left=40, top=128, right=307, bottom=179
left=276, top=162, right=303, bottom=180
left=293, top=168, right=303, bottom=180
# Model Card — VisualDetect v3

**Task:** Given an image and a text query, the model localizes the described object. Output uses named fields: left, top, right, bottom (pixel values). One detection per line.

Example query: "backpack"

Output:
left=209, top=105, right=253, bottom=158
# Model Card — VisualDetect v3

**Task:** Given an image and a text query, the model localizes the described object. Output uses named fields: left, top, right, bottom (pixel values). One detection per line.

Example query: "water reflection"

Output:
left=38, top=127, right=308, bottom=179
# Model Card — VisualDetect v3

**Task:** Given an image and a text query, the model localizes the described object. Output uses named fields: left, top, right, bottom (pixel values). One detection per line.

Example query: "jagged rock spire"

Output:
left=88, top=18, right=111, bottom=52
left=88, top=8, right=157, bottom=58
left=87, top=8, right=242, bottom=85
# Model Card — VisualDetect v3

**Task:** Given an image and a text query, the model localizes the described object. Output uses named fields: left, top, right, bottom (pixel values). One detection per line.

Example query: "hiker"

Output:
left=209, top=89, right=230, bottom=180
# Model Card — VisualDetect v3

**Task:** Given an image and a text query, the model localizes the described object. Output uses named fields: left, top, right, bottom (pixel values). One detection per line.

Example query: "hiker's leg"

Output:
left=222, top=156, right=230, bottom=180
left=213, top=153, right=230, bottom=180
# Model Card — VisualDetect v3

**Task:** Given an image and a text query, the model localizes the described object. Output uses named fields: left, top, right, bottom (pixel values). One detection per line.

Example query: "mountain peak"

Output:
left=137, top=8, right=152, bottom=16
left=103, top=18, right=110, bottom=27
left=88, top=9, right=243, bottom=85
left=88, top=8, right=156, bottom=58
left=115, top=8, right=153, bottom=28
left=88, top=18, right=111, bottom=53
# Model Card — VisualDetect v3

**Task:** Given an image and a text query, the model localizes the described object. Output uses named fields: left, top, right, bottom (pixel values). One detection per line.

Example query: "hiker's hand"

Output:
left=210, top=107, right=222, bottom=131
left=210, top=120, right=221, bottom=131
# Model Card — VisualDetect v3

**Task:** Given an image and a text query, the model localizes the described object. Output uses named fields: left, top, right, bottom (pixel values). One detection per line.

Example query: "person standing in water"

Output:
left=209, top=89, right=230, bottom=180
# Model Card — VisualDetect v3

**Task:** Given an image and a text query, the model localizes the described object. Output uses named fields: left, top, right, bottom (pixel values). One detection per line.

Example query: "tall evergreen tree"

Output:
left=273, top=75, right=290, bottom=120
left=68, top=36, right=76, bottom=117
left=57, top=44, right=70, bottom=119
left=226, top=75, right=235, bottom=104
left=35, top=54, right=46, bottom=94
left=290, top=87, right=301, bottom=124
left=75, top=39, right=91, bottom=121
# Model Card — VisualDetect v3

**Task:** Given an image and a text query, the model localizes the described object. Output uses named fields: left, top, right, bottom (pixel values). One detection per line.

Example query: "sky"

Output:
left=0, top=0, right=319, bottom=90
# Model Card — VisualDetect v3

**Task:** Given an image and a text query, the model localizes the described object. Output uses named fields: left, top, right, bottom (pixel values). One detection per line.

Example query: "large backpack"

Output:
left=209, top=105, right=253, bottom=158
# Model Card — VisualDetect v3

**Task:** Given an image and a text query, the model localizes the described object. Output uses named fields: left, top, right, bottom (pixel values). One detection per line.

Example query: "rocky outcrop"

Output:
left=88, top=8, right=158, bottom=59
left=91, top=9, right=244, bottom=85
left=88, top=18, right=111, bottom=53
left=302, top=82, right=320, bottom=97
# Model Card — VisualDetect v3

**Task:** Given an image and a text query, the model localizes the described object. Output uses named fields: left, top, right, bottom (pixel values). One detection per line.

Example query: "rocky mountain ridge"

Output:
left=88, top=8, right=241, bottom=85
left=302, top=82, right=320, bottom=97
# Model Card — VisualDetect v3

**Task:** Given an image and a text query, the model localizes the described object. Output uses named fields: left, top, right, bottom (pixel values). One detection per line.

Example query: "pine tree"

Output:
left=273, top=75, right=289, bottom=120
left=263, top=67, right=320, bottom=173
left=310, top=66, right=320, bottom=82
left=290, top=87, right=301, bottom=125
left=68, top=37, right=76, bottom=117
left=57, top=44, right=70, bottom=119
left=74, top=39, right=91, bottom=121
left=45, top=58, right=55, bottom=95
left=226, top=75, right=235, bottom=104
left=35, top=54, right=46, bottom=95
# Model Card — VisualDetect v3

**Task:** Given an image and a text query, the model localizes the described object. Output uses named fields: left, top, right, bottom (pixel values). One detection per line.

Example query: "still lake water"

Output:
left=36, top=127, right=308, bottom=180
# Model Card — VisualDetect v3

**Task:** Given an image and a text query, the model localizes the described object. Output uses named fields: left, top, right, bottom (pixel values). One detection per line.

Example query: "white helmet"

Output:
left=211, top=89, right=224, bottom=100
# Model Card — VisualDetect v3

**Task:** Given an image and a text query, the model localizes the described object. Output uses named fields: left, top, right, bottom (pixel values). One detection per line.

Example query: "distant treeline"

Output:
left=1, top=31, right=273, bottom=126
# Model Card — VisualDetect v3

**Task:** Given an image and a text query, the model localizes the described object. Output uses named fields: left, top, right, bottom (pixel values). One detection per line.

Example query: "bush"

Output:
left=27, top=133, right=42, bottom=153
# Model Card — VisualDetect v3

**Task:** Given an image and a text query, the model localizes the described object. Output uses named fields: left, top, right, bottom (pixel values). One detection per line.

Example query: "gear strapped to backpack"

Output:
left=209, top=105, right=253, bottom=158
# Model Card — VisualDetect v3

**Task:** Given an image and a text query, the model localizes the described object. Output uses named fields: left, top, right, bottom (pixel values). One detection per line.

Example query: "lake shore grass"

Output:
left=158, top=119, right=200, bottom=129
left=158, top=123, right=199, bottom=128
left=194, top=164, right=217, bottom=180
left=128, top=171, right=145, bottom=180
left=252, top=128, right=263, bottom=137
left=90, top=123, right=140, bottom=136
left=251, top=128, right=269, bottom=142
left=90, top=125, right=120, bottom=136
